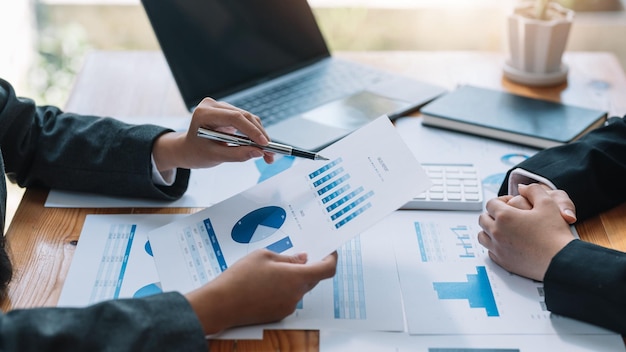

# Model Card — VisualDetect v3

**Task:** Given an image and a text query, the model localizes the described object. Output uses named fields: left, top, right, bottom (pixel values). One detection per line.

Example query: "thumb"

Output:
left=519, top=184, right=577, bottom=224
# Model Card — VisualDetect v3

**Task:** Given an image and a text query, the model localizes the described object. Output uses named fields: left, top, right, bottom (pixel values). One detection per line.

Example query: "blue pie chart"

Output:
left=232, top=206, right=286, bottom=244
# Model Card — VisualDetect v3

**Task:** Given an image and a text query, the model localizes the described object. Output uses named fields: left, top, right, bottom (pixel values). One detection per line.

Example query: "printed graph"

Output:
left=309, top=157, right=374, bottom=229
left=414, top=222, right=483, bottom=262
left=177, top=218, right=227, bottom=287
left=433, top=266, right=500, bottom=317
left=231, top=206, right=286, bottom=243
left=90, top=224, right=136, bottom=303
left=231, top=206, right=293, bottom=253
left=333, top=236, right=366, bottom=319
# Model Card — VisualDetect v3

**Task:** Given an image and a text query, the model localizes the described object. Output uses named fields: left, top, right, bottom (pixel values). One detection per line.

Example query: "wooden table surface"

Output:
left=3, top=51, right=626, bottom=351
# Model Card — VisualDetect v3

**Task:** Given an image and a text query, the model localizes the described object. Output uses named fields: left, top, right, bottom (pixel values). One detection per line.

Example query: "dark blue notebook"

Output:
left=420, top=85, right=608, bottom=149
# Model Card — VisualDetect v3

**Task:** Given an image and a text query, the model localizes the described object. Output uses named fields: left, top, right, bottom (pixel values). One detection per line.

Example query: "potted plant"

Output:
left=503, top=0, right=575, bottom=86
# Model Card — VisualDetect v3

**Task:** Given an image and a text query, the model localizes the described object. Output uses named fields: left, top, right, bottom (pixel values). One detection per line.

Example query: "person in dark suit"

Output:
left=477, top=116, right=626, bottom=334
left=0, top=78, right=337, bottom=350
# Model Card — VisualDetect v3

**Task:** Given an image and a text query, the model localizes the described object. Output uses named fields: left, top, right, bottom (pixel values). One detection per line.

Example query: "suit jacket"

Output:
left=499, top=116, right=626, bottom=334
left=0, top=78, right=206, bottom=350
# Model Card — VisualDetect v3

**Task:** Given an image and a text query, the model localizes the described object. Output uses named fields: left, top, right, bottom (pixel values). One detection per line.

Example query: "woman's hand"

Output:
left=152, top=98, right=275, bottom=172
left=185, top=249, right=338, bottom=335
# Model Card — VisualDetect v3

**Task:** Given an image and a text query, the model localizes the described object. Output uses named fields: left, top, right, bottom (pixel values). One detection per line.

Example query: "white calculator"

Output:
left=401, top=163, right=484, bottom=211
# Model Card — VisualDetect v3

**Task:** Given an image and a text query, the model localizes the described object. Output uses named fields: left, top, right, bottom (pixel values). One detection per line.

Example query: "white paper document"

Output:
left=58, top=213, right=185, bottom=307
left=148, top=116, right=430, bottom=293
left=320, top=331, right=626, bottom=352
left=57, top=213, right=264, bottom=340
left=376, top=211, right=613, bottom=335
left=253, top=231, right=405, bottom=332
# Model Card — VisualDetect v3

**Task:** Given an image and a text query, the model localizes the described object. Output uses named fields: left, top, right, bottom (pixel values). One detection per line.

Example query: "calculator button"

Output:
left=401, top=163, right=484, bottom=211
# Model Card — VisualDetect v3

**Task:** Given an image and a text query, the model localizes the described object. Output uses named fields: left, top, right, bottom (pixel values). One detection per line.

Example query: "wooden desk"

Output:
left=4, top=51, right=626, bottom=351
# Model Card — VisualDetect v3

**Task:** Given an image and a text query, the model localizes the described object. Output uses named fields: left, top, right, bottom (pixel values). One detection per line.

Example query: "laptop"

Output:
left=141, top=0, right=446, bottom=151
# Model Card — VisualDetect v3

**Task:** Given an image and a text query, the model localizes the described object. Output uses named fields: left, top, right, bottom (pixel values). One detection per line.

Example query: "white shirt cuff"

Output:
left=151, top=154, right=176, bottom=186
left=508, top=168, right=558, bottom=195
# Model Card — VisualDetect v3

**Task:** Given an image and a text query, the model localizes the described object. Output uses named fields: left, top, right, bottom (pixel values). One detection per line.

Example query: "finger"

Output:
left=477, top=212, right=499, bottom=244
left=262, top=250, right=308, bottom=265
left=476, top=230, right=492, bottom=250
left=212, top=101, right=269, bottom=140
left=301, top=252, right=338, bottom=281
left=549, top=189, right=577, bottom=224
left=194, top=101, right=269, bottom=145
left=484, top=196, right=511, bottom=218
left=517, top=183, right=552, bottom=208
left=506, top=195, right=532, bottom=210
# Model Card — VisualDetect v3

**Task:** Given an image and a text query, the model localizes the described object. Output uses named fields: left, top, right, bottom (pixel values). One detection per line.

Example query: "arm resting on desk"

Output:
left=0, top=292, right=206, bottom=352
left=493, top=116, right=626, bottom=333
left=498, top=116, right=626, bottom=222
left=0, top=78, right=189, bottom=201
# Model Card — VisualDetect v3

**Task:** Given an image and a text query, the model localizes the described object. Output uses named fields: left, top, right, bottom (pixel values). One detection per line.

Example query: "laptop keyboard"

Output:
left=230, top=61, right=390, bottom=126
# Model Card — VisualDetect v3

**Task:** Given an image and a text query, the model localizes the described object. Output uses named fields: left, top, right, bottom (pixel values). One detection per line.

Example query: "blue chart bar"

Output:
left=114, top=224, right=136, bottom=299
left=415, top=222, right=428, bottom=262
left=309, top=158, right=343, bottom=178
left=266, top=236, right=293, bottom=253
left=203, top=218, right=228, bottom=272
left=310, top=158, right=375, bottom=229
left=326, top=186, right=364, bottom=212
left=321, top=185, right=351, bottom=204
left=433, top=266, right=500, bottom=317
left=313, top=167, right=344, bottom=187
left=334, top=203, right=372, bottom=229
left=330, top=191, right=374, bottom=220
left=317, top=174, right=351, bottom=196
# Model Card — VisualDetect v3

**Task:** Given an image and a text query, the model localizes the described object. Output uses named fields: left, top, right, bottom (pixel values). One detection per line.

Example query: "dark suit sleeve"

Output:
left=0, top=78, right=189, bottom=200
left=544, top=240, right=626, bottom=334
left=0, top=292, right=207, bottom=351
left=497, top=116, right=626, bottom=333
left=498, top=116, right=626, bottom=222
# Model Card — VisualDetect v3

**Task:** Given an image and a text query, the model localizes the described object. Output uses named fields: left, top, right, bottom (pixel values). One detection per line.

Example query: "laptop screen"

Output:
left=142, top=0, right=331, bottom=109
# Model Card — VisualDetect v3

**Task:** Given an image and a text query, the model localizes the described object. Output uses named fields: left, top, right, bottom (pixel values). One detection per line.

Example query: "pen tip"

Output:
left=316, top=155, right=329, bottom=161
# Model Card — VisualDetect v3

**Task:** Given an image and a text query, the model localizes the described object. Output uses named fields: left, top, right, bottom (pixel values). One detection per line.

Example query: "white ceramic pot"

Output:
left=503, top=1, right=575, bottom=86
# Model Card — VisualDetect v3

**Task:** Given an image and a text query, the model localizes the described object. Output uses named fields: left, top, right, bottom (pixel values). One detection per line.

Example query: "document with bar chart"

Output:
left=371, top=211, right=613, bottom=335
left=57, top=213, right=186, bottom=307
left=255, top=230, right=405, bottom=331
left=148, top=116, right=431, bottom=295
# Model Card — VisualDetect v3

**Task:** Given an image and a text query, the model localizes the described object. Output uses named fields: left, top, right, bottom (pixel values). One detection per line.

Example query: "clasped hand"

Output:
left=478, top=183, right=577, bottom=281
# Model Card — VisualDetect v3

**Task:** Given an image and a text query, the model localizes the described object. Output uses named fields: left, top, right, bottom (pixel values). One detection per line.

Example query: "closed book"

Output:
left=420, top=85, right=608, bottom=149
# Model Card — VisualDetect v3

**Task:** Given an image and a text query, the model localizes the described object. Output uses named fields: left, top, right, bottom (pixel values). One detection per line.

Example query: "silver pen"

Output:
left=197, top=127, right=329, bottom=161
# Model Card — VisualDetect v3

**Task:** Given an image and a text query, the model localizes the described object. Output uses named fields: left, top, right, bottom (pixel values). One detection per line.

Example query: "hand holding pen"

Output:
left=153, top=98, right=277, bottom=171
left=197, top=128, right=329, bottom=161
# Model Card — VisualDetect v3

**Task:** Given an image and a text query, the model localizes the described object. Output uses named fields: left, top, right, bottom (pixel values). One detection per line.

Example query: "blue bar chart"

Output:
left=309, top=158, right=375, bottom=229
left=414, top=221, right=483, bottom=262
left=433, top=266, right=500, bottom=317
